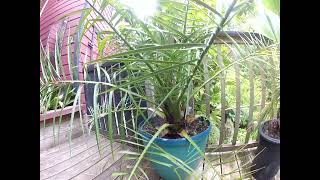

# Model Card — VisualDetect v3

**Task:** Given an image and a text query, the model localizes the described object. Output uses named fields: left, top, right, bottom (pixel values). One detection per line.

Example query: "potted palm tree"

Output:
left=76, top=0, right=249, bottom=179
left=251, top=87, right=280, bottom=179
left=250, top=29, right=279, bottom=177
left=42, top=0, right=277, bottom=179
left=251, top=117, right=279, bottom=179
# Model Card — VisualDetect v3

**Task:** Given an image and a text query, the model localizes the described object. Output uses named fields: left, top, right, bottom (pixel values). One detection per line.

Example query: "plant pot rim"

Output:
left=139, top=118, right=212, bottom=146
left=259, top=120, right=280, bottom=144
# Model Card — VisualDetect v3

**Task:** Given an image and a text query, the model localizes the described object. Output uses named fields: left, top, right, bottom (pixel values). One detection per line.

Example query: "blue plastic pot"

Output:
left=139, top=121, right=212, bottom=180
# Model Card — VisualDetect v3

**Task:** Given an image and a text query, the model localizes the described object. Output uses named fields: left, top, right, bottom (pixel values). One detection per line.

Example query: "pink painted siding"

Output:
left=40, top=0, right=48, bottom=12
left=40, top=0, right=119, bottom=115
left=40, top=0, right=87, bottom=113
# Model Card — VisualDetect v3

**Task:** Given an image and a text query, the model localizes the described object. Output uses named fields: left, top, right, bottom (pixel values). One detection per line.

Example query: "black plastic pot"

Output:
left=251, top=120, right=280, bottom=180
left=84, top=62, right=148, bottom=136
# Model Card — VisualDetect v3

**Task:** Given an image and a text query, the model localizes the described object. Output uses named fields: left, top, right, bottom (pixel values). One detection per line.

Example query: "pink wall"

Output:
left=40, top=0, right=87, bottom=113
left=40, top=0, right=119, bottom=115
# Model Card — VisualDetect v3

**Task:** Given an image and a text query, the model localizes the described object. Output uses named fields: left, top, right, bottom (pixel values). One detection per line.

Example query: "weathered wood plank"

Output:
left=187, top=81, right=195, bottom=115
left=40, top=113, right=84, bottom=140
left=245, top=62, right=255, bottom=143
left=41, top=139, right=121, bottom=180
left=269, top=56, right=277, bottom=118
left=93, top=147, right=160, bottom=180
left=41, top=135, right=107, bottom=171
left=220, top=152, right=241, bottom=179
left=71, top=145, right=124, bottom=180
left=203, top=152, right=222, bottom=180
left=93, top=155, right=127, bottom=180
left=40, top=128, right=85, bottom=152
left=186, top=49, right=194, bottom=116
left=259, top=62, right=266, bottom=111
left=234, top=152, right=243, bottom=179
left=40, top=113, right=73, bottom=134
left=206, top=142, right=258, bottom=152
left=41, top=140, right=107, bottom=179
left=145, top=79, right=155, bottom=119
left=257, top=62, right=266, bottom=140
left=232, top=50, right=241, bottom=145
left=217, top=45, right=226, bottom=145
left=40, top=134, right=91, bottom=159
left=40, top=114, right=89, bottom=152
left=214, top=31, right=273, bottom=45
left=236, top=149, right=255, bottom=179
left=245, top=62, right=254, bottom=143
left=40, top=133, right=264, bottom=180
left=40, top=129, right=84, bottom=153
left=203, top=55, right=211, bottom=118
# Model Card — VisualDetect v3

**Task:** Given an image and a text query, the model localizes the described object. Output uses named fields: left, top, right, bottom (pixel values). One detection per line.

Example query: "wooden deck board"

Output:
left=40, top=113, right=80, bottom=134
left=202, top=152, right=222, bottom=180
left=41, top=123, right=279, bottom=180
left=40, top=134, right=95, bottom=158
left=69, top=145, right=123, bottom=180
left=40, top=123, right=85, bottom=141
left=220, top=152, right=242, bottom=179
left=138, top=164, right=160, bottom=180
left=40, top=113, right=87, bottom=141
left=236, top=149, right=255, bottom=179
left=40, top=114, right=89, bottom=152
left=40, top=132, right=93, bottom=155
left=93, top=154, right=127, bottom=180
left=187, top=159, right=206, bottom=180
left=41, top=137, right=113, bottom=179
left=40, top=129, right=84, bottom=152
left=41, top=135, right=107, bottom=171
left=93, top=149, right=161, bottom=180
left=41, top=138, right=124, bottom=180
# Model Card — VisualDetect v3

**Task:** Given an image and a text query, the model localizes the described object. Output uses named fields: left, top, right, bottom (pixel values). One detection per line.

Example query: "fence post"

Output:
left=217, top=45, right=226, bottom=145
left=245, top=61, right=255, bottom=143
left=203, top=55, right=211, bottom=119
left=232, top=48, right=241, bottom=145
left=256, top=61, right=266, bottom=140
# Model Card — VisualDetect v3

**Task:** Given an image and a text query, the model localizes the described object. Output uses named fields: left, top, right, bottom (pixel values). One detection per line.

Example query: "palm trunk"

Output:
left=163, top=100, right=182, bottom=125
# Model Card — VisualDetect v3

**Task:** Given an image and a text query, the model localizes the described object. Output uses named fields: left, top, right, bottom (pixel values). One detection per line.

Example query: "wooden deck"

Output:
left=40, top=116, right=280, bottom=180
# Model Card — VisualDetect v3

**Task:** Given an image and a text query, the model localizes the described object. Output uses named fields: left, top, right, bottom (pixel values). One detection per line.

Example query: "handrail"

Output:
left=206, top=141, right=258, bottom=152
left=86, top=31, right=271, bottom=73
left=215, top=31, right=273, bottom=45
